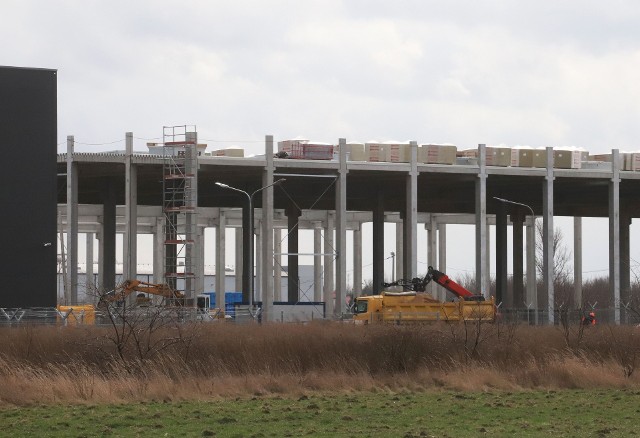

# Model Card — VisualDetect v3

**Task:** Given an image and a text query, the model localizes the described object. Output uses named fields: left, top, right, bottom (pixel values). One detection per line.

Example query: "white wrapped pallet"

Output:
left=624, top=152, right=640, bottom=171
left=214, top=147, right=244, bottom=157
left=348, top=142, right=366, bottom=161
left=419, top=144, right=457, bottom=165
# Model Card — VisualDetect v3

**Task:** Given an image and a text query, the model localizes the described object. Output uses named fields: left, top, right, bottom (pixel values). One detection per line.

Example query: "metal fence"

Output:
left=1, top=307, right=639, bottom=326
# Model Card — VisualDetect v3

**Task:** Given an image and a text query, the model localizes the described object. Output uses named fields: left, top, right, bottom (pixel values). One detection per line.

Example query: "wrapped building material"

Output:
left=347, top=142, right=366, bottom=161
left=277, top=139, right=334, bottom=160
left=387, top=142, right=411, bottom=163
left=553, top=148, right=583, bottom=169
left=214, top=147, right=244, bottom=157
left=419, top=144, right=457, bottom=165
left=365, top=142, right=390, bottom=162
left=510, top=146, right=534, bottom=167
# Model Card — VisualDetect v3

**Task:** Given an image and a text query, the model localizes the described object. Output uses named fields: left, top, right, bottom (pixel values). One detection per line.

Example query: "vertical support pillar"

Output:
left=395, top=222, right=403, bottom=282
left=242, top=203, right=251, bottom=304
left=324, top=212, right=335, bottom=314
left=372, top=190, right=385, bottom=294
left=287, top=205, right=301, bottom=303
left=621, top=215, right=631, bottom=320
left=476, top=144, right=489, bottom=297
left=526, top=218, right=537, bottom=309
left=261, top=135, right=275, bottom=320
left=123, top=132, right=137, bottom=305
left=427, top=215, right=439, bottom=298
left=255, top=222, right=262, bottom=302
left=542, top=146, right=555, bottom=324
left=403, top=141, right=418, bottom=280
left=335, top=138, right=348, bottom=317
left=609, top=149, right=621, bottom=324
left=495, top=202, right=508, bottom=306
left=512, top=210, right=524, bottom=308
left=438, top=223, right=447, bottom=275
left=66, top=135, right=78, bottom=304
left=314, top=222, right=323, bottom=302
left=573, top=217, right=583, bottom=308
left=86, top=233, right=94, bottom=301
left=101, top=177, right=117, bottom=293
left=274, top=228, right=282, bottom=302
left=216, top=211, right=226, bottom=312
left=235, top=227, right=243, bottom=293
left=153, top=217, right=164, bottom=284
left=195, top=225, right=205, bottom=296
left=353, top=225, right=363, bottom=296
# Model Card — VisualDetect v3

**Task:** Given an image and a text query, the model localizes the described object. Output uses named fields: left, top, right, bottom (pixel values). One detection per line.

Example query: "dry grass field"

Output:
left=0, top=320, right=639, bottom=406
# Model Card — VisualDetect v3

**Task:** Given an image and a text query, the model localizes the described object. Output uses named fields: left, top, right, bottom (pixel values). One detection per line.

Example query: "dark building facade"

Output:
left=0, top=66, right=57, bottom=307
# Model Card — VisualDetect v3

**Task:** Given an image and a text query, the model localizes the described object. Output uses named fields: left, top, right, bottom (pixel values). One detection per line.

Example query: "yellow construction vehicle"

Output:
left=100, top=280, right=185, bottom=307
left=353, top=266, right=496, bottom=324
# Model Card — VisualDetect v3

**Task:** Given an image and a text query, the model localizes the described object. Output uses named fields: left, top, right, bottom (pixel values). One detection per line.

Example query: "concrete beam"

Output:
left=609, top=149, right=621, bottom=324
left=542, top=146, right=555, bottom=323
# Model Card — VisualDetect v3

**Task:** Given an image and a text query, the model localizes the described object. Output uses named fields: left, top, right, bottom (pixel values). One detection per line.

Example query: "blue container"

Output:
left=206, top=292, right=243, bottom=318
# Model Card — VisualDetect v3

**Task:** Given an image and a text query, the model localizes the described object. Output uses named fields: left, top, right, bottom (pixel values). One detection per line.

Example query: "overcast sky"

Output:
left=3, top=1, right=638, bottom=287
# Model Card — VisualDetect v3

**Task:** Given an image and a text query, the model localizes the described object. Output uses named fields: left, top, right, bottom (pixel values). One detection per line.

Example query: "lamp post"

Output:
left=216, top=179, right=285, bottom=310
left=493, top=196, right=537, bottom=321
left=493, top=197, right=534, bottom=219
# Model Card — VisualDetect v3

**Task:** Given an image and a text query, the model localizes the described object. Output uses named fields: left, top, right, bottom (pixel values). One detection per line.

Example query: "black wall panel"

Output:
left=0, top=66, right=57, bottom=307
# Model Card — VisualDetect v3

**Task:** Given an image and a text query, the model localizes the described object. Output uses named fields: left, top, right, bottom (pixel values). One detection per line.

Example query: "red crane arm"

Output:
left=428, top=267, right=476, bottom=298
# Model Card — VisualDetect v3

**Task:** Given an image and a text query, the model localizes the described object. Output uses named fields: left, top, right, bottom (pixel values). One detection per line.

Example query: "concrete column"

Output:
left=195, top=226, right=205, bottom=296
left=373, top=190, right=385, bottom=294
left=261, top=135, right=275, bottom=320
left=314, top=222, right=323, bottom=302
left=274, top=228, right=282, bottom=302
left=403, top=141, right=418, bottom=280
left=495, top=202, right=508, bottom=306
left=542, top=146, right=555, bottom=324
left=235, top=227, right=243, bottom=293
left=255, top=222, right=262, bottom=302
left=573, top=217, right=583, bottom=308
left=153, top=217, right=164, bottom=284
left=395, top=222, right=403, bottom=282
left=66, top=135, right=78, bottom=304
left=216, top=211, right=226, bottom=312
left=427, top=215, right=439, bottom=298
left=287, top=205, right=301, bottom=303
left=97, top=220, right=104, bottom=290
left=512, top=211, right=524, bottom=308
left=438, top=224, right=447, bottom=275
left=335, top=138, right=348, bottom=317
left=242, top=202, right=251, bottom=304
left=353, top=225, right=363, bottom=296
left=526, top=219, right=537, bottom=308
left=101, top=177, right=117, bottom=292
left=324, top=212, right=335, bottom=314
left=123, top=132, right=137, bottom=305
left=621, top=215, right=631, bottom=317
left=476, top=144, right=489, bottom=297
left=609, top=149, right=621, bottom=324
left=86, top=233, right=94, bottom=302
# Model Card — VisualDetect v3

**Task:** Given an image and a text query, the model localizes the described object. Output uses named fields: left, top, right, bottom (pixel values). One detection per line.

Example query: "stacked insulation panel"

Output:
left=365, top=142, right=391, bottom=162
left=213, top=147, right=244, bottom=157
left=419, top=144, right=457, bottom=164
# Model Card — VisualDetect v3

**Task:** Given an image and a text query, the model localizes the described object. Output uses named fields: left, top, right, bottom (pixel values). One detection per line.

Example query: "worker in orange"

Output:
left=582, top=311, right=596, bottom=326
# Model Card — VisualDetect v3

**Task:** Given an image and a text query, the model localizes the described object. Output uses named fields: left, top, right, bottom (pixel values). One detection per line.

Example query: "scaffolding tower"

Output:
left=162, top=125, right=198, bottom=304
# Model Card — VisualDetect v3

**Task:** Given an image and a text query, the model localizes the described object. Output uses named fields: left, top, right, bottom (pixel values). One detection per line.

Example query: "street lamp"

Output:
left=215, top=178, right=285, bottom=310
left=493, top=197, right=535, bottom=219
left=493, top=196, right=537, bottom=322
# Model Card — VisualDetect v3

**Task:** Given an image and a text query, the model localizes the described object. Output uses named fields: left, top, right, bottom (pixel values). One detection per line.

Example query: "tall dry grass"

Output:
left=0, top=321, right=639, bottom=405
